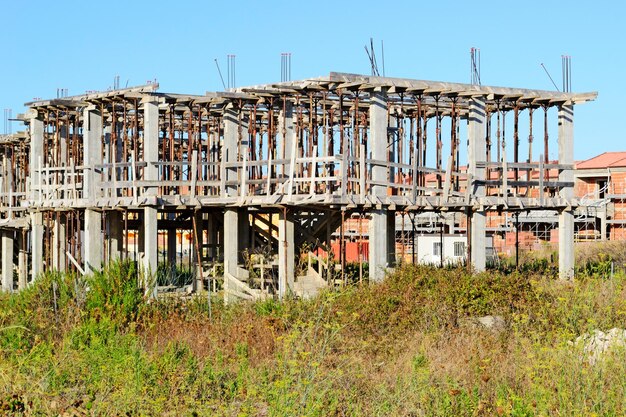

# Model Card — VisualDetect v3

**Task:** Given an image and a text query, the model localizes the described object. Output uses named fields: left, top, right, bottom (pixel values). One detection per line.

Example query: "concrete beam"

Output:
left=558, top=104, right=575, bottom=279
left=468, top=97, right=487, bottom=272
left=2, top=230, right=14, bottom=292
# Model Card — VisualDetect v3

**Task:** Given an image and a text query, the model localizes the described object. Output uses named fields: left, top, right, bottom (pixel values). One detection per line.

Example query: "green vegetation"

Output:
left=1, top=260, right=626, bottom=416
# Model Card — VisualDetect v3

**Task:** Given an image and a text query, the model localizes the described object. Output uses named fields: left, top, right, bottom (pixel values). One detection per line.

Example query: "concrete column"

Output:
left=2, top=230, right=14, bottom=292
left=167, top=226, right=177, bottom=265
left=142, top=207, right=158, bottom=297
left=83, top=107, right=102, bottom=202
left=108, top=210, right=124, bottom=261
left=278, top=209, right=295, bottom=299
left=238, top=209, right=250, bottom=262
left=207, top=213, right=217, bottom=260
left=468, top=97, right=487, bottom=272
left=28, top=112, right=44, bottom=202
left=223, top=208, right=239, bottom=300
left=31, top=212, right=44, bottom=280
left=223, top=107, right=242, bottom=301
left=558, top=104, right=575, bottom=279
left=141, top=98, right=160, bottom=295
left=142, top=99, right=159, bottom=196
left=600, top=208, right=608, bottom=241
left=368, top=90, right=393, bottom=282
left=280, top=101, right=295, bottom=179
left=84, top=209, right=102, bottom=273
left=192, top=210, right=204, bottom=292
left=369, top=210, right=390, bottom=281
left=18, top=231, right=28, bottom=289
left=223, top=108, right=239, bottom=197
left=52, top=214, right=66, bottom=271
left=387, top=210, right=396, bottom=265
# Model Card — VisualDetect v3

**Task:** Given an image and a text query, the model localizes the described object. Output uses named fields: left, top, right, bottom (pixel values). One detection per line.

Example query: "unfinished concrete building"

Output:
left=0, top=73, right=597, bottom=298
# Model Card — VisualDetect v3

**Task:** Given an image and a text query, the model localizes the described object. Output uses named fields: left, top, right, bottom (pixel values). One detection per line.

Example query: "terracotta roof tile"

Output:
left=576, top=152, right=626, bottom=169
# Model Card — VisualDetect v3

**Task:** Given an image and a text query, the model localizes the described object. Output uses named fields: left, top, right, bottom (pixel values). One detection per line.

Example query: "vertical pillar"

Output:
left=167, top=225, right=177, bottom=265
left=387, top=210, right=396, bottom=264
left=369, top=210, right=389, bottom=281
left=193, top=210, right=204, bottom=292
left=142, top=98, right=159, bottom=195
left=223, top=208, right=239, bottom=300
left=223, top=107, right=240, bottom=301
left=83, top=106, right=103, bottom=274
left=29, top=112, right=44, bottom=281
left=558, top=104, right=575, bottom=279
left=108, top=210, right=124, bottom=261
left=468, top=97, right=487, bottom=272
left=278, top=209, right=295, bottom=298
left=18, top=230, right=28, bottom=289
left=207, top=213, right=217, bottom=260
left=368, top=89, right=393, bottom=281
left=83, top=106, right=102, bottom=203
left=238, top=210, right=250, bottom=261
left=142, top=98, right=160, bottom=295
left=52, top=214, right=66, bottom=271
left=31, top=212, right=44, bottom=280
left=2, top=230, right=14, bottom=292
left=84, top=209, right=101, bottom=273
left=142, top=207, right=158, bottom=296
left=28, top=111, right=43, bottom=203
left=280, top=100, right=295, bottom=179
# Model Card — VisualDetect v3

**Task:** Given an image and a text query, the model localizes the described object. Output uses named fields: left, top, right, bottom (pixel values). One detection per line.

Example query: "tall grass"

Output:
left=1, top=261, right=626, bottom=415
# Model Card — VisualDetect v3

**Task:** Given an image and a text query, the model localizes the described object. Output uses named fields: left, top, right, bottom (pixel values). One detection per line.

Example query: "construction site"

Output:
left=0, top=69, right=600, bottom=300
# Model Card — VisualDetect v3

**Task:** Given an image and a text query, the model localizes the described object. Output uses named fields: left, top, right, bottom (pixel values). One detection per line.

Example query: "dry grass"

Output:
left=1, top=262, right=626, bottom=416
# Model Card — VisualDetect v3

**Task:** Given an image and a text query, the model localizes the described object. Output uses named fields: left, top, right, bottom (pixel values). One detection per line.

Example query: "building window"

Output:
left=454, top=242, right=465, bottom=257
left=433, top=242, right=441, bottom=256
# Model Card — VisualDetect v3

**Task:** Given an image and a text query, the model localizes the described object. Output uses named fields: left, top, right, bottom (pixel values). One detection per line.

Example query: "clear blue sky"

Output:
left=1, top=0, right=622, bottom=161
